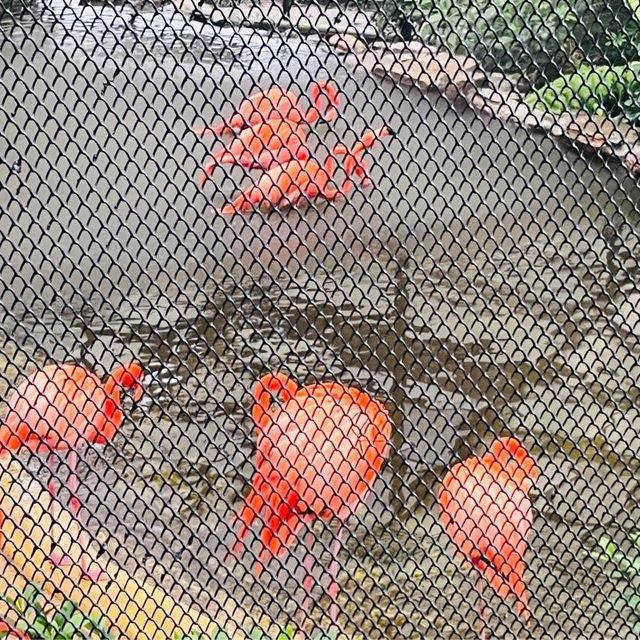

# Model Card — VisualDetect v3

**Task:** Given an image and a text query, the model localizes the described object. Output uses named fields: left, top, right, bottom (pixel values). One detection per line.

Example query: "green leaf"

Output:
left=247, top=626, right=267, bottom=640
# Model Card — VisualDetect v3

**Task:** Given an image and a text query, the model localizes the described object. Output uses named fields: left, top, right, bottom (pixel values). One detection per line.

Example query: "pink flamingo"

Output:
left=0, top=362, right=145, bottom=581
left=218, top=126, right=392, bottom=216
left=200, top=119, right=310, bottom=185
left=439, top=437, right=540, bottom=638
left=232, top=372, right=393, bottom=626
left=194, top=81, right=340, bottom=137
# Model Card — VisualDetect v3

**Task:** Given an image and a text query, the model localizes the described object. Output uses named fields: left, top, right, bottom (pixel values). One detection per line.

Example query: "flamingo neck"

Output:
left=104, top=364, right=140, bottom=405
left=323, top=155, right=337, bottom=179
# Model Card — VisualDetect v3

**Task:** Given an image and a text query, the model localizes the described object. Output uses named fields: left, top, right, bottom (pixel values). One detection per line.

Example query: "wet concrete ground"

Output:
left=2, top=1, right=640, bottom=638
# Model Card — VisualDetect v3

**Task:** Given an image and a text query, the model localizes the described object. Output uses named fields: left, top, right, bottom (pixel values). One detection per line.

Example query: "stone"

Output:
left=616, top=121, right=640, bottom=148
left=624, top=146, right=640, bottom=173
left=561, top=115, right=608, bottom=150
left=389, top=40, right=431, bottom=54
left=368, top=48, right=477, bottom=92
left=328, top=33, right=368, bottom=54
left=487, top=72, right=516, bottom=94
left=359, top=50, right=381, bottom=71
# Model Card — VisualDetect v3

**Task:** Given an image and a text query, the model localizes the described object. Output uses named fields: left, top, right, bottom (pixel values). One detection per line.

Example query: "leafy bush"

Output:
left=0, top=584, right=114, bottom=640
left=590, top=532, right=640, bottom=635
left=173, top=627, right=230, bottom=640
left=174, top=623, right=334, bottom=640
left=524, top=61, right=640, bottom=122
left=377, top=0, right=639, bottom=83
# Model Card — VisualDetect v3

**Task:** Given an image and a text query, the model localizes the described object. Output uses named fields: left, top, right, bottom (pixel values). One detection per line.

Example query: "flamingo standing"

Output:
left=438, top=437, right=540, bottom=638
left=218, top=126, right=392, bottom=215
left=232, top=372, right=393, bottom=627
left=194, top=80, right=340, bottom=137
left=199, top=119, right=311, bottom=185
left=0, top=362, right=145, bottom=581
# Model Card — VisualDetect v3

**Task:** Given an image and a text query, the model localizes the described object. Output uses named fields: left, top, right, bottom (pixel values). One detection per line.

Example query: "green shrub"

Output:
left=174, top=623, right=335, bottom=640
left=172, top=626, right=229, bottom=640
left=376, top=0, right=639, bottom=83
left=524, top=61, right=640, bottom=122
left=0, top=583, right=114, bottom=640
left=590, top=532, right=640, bottom=635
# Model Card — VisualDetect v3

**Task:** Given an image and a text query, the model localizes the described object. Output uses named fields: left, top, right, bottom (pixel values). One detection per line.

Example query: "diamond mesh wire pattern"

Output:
left=1, top=0, right=640, bottom=638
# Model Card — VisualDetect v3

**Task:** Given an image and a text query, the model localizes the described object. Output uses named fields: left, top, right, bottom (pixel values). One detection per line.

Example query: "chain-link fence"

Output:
left=2, top=0, right=640, bottom=637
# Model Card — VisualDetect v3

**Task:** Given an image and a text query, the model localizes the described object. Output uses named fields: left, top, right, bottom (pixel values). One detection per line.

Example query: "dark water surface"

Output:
left=2, top=1, right=640, bottom=637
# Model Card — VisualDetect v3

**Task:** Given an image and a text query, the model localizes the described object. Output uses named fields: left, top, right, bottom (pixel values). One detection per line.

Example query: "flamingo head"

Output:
left=252, top=372, right=298, bottom=430
left=111, top=362, right=145, bottom=403
left=490, top=436, right=541, bottom=492
left=309, top=80, right=341, bottom=124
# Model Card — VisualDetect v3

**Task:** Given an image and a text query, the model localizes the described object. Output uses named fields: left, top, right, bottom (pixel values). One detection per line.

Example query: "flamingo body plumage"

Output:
left=195, top=81, right=340, bottom=137
left=233, top=372, right=393, bottom=625
left=439, top=437, right=540, bottom=635
left=200, top=119, right=310, bottom=184
left=218, top=126, right=392, bottom=215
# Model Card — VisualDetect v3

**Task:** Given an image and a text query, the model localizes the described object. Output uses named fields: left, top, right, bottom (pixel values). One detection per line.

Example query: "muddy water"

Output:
left=2, top=1, right=640, bottom=638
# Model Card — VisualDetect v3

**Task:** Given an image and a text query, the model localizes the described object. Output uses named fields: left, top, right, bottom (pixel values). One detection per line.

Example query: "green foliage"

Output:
left=173, top=623, right=320, bottom=640
left=590, top=532, right=640, bottom=635
left=379, top=0, right=639, bottom=83
left=525, top=62, right=640, bottom=122
left=0, top=583, right=114, bottom=640
left=172, top=626, right=230, bottom=640
left=246, top=624, right=296, bottom=640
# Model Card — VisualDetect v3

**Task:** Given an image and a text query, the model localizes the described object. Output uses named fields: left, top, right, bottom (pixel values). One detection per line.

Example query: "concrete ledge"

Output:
left=180, top=2, right=380, bottom=40
left=329, top=35, right=640, bottom=175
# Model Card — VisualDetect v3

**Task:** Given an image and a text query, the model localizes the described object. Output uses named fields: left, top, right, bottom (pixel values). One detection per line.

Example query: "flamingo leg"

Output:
left=47, top=452, right=58, bottom=503
left=302, top=528, right=315, bottom=615
left=68, top=449, right=80, bottom=519
left=328, top=526, right=344, bottom=627
left=476, top=572, right=488, bottom=640
left=68, top=450, right=109, bottom=583
left=48, top=450, right=73, bottom=568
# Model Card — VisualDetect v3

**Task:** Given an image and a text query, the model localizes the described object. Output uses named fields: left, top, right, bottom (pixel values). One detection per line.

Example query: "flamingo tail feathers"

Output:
left=481, top=543, right=531, bottom=625
left=256, top=502, right=305, bottom=580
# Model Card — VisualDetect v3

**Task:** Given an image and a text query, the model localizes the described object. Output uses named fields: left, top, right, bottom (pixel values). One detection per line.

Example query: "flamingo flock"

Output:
left=0, top=80, right=543, bottom=638
left=195, top=80, right=393, bottom=214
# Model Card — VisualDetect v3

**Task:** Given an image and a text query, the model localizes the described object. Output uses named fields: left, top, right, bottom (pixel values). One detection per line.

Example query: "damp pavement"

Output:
left=1, top=1, right=640, bottom=637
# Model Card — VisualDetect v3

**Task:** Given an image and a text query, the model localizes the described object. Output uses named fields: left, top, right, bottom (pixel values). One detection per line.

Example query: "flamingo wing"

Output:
left=272, top=387, right=391, bottom=520
left=440, top=461, right=533, bottom=621
left=1, top=364, right=110, bottom=453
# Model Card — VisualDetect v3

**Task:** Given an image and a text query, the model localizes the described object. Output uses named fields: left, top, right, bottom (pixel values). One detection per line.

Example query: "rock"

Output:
left=388, top=41, right=439, bottom=56
left=371, top=50, right=477, bottom=92
left=624, top=146, right=640, bottom=173
left=176, top=0, right=196, bottom=14
left=615, top=121, right=640, bottom=150
left=359, top=50, right=381, bottom=71
left=328, top=33, right=368, bottom=54
left=565, top=124, right=607, bottom=150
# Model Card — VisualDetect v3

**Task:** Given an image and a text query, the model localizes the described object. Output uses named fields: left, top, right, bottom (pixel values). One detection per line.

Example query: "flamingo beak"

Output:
left=131, top=383, right=144, bottom=403
left=199, top=160, right=216, bottom=187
